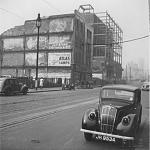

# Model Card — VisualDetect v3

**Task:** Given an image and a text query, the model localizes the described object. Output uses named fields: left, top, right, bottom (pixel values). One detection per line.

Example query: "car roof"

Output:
left=0, top=77, right=8, bottom=81
left=0, top=77, right=16, bottom=81
left=102, top=84, right=139, bottom=92
left=143, top=82, right=150, bottom=85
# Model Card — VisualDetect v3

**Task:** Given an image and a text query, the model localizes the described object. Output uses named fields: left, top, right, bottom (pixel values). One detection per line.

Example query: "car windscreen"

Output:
left=0, top=80, right=3, bottom=87
left=101, top=89, right=134, bottom=101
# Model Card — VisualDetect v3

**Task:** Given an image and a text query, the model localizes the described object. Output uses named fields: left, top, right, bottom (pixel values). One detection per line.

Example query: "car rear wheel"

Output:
left=84, top=132, right=92, bottom=141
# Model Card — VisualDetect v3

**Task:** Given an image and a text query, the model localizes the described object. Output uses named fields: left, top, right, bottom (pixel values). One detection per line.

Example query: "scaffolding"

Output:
left=95, top=11, right=123, bottom=65
left=77, top=5, right=123, bottom=81
left=78, top=4, right=94, bottom=13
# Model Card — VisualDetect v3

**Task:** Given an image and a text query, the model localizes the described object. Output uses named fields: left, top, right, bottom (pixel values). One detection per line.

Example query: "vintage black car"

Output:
left=141, top=82, right=150, bottom=91
left=62, top=83, right=75, bottom=90
left=81, top=84, right=142, bottom=146
left=0, top=77, right=28, bottom=96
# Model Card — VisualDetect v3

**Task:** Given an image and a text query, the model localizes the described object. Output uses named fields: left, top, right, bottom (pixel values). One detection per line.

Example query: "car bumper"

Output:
left=80, top=128, right=134, bottom=140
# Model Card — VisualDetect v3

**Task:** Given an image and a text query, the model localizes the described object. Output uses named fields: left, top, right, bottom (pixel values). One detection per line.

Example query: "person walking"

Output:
left=39, top=78, right=44, bottom=88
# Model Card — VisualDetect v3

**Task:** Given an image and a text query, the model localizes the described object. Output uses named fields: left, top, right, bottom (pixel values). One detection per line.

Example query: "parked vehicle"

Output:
left=62, top=83, right=75, bottom=90
left=80, top=84, right=142, bottom=147
left=141, top=82, right=150, bottom=91
left=0, top=77, right=28, bottom=96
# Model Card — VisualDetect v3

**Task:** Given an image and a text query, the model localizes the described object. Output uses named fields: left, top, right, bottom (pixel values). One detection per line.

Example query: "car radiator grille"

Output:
left=100, top=105, right=117, bottom=134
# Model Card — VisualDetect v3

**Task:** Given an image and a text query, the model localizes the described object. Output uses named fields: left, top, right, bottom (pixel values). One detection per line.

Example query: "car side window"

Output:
left=14, top=80, right=18, bottom=85
left=9, top=79, right=14, bottom=86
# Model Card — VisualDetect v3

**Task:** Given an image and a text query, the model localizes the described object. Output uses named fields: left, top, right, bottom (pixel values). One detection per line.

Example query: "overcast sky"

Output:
left=0, top=0, right=149, bottom=69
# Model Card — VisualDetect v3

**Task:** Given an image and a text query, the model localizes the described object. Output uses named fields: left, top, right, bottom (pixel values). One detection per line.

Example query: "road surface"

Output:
left=0, top=88, right=149, bottom=150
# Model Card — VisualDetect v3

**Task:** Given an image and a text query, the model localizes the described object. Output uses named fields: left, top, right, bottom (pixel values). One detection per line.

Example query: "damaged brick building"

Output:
left=0, top=4, right=123, bottom=86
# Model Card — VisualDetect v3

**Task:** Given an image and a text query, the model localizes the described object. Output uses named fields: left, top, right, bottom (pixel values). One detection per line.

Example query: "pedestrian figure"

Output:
left=39, top=78, right=44, bottom=88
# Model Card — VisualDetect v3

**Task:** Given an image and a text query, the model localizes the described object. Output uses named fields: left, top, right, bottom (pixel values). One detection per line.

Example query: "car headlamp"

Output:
left=88, top=112, right=96, bottom=120
left=122, top=116, right=131, bottom=126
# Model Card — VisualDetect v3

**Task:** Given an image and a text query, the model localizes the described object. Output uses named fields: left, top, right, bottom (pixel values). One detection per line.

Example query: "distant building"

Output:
left=0, top=4, right=123, bottom=86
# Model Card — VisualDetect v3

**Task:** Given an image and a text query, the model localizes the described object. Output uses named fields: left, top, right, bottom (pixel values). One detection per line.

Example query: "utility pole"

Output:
left=129, top=66, right=132, bottom=81
left=126, top=65, right=128, bottom=81
left=35, top=13, right=41, bottom=90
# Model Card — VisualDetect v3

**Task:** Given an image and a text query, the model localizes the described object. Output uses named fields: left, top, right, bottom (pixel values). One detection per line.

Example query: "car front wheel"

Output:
left=23, top=88, right=28, bottom=95
left=4, top=88, right=11, bottom=96
left=84, top=132, right=93, bottom=141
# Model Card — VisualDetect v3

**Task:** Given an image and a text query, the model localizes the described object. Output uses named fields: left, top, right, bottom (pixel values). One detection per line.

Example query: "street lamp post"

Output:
left=35, top=13, right=41, bottom=90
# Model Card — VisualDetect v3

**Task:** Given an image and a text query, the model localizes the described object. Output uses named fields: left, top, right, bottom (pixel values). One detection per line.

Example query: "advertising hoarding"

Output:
left=49, top=35, right=72, bottom=49
left=25, top=52, right=47, bottom=66
left=25, top=35, right=72, bottom=50
left=48, top=53, right=71, bottom=66
left=49, top=17, right=73, bottom=32
left=26, top=36, right=48, bottom=50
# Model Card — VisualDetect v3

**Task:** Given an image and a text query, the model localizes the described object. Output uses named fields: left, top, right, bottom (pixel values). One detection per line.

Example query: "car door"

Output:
left=13, top=79, right=20, bottom=92
left=9, top=79, right=16, bottom=93
left=3, top=79, right=10, bottom=91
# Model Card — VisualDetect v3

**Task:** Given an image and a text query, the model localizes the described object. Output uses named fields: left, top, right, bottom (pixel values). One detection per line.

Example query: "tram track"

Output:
left=0, top=98, right=97, bottom=131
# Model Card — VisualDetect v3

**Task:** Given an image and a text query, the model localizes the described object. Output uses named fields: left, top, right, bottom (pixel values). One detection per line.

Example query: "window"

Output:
left=93, top=46, right=105, bottom=56
left=101, top=89, right=134, bottom=101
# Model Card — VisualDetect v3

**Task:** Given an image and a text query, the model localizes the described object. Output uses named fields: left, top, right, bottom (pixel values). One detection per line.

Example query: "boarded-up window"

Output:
left=3, top=38, right=24, bottom=51
left=3, top=53, right=24, bottom=66
left=93, top=46, right=105, bottom=57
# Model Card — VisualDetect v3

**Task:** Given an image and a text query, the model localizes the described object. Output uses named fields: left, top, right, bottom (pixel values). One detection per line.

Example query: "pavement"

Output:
left=28, top=87, right=62, bottom=93
left=0, top=87, right=62, bottom=105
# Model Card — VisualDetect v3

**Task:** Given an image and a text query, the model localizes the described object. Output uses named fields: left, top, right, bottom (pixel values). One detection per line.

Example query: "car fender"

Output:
left=20, top=85, right=28, bottom=92
left=82, top=108, right=98, bottom=130
left=117, top=114, right=136, bottom=133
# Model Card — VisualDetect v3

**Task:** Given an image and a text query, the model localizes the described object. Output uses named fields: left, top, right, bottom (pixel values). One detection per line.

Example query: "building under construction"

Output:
left=78, top=4, right=123, bottom=83
left=0, top=4, right=123, bottom=87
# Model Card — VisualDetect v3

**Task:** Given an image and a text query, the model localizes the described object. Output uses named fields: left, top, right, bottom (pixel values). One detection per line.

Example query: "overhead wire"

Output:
left=120, top=35, right=149, bottom=44
left=92, top=35, right=150, bottom=46
left=0, top=6, right=149, bottom=46
left=0, top=7, right=25, bottom=20
left=40, top=0, right=62, bottom=13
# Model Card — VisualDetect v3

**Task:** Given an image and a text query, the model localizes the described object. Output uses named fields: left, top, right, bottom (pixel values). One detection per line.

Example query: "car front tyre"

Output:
left=84, top=132, right=93, bottom=141
left=4, top=88, right=11, bottom=96
left=23, top=88, right=28, bottom=95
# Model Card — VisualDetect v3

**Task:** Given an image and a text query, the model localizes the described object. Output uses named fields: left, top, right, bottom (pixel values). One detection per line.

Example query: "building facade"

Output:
left=0, top=10, right=93, bottom=86
left=0, top=4, right=123, bottom=86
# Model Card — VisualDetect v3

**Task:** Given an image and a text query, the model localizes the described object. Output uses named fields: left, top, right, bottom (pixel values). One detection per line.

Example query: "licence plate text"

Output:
left=96, top=135, right=115, bottom=142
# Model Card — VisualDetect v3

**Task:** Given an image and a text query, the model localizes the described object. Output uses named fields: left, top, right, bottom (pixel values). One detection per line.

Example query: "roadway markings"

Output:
left=0, top=99, right=98, bottom=131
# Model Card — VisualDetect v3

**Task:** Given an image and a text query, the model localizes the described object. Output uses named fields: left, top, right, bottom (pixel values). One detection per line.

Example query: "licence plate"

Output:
left=96, top=135, right=116, bottom=142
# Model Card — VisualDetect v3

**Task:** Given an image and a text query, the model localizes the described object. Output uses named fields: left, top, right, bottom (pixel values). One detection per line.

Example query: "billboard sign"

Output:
left=48, top=53, right=71, bottom=66
left=48, top=35, right=72, bottom=49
